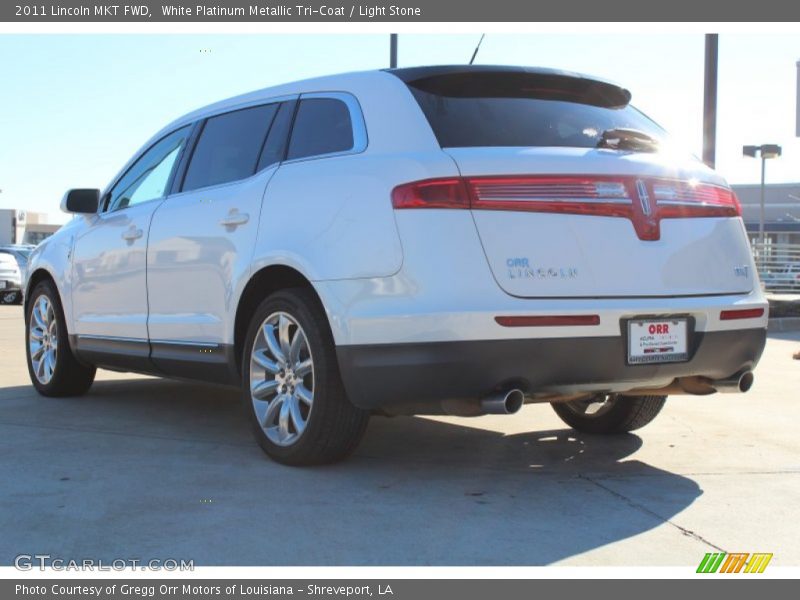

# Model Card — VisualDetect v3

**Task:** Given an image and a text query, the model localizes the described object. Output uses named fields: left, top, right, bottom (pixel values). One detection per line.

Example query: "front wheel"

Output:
left=241, top=288, right=370, bottom=466
left=25, top=280, right=96, bottom=396
left=551, top=394, right=666, bottom=434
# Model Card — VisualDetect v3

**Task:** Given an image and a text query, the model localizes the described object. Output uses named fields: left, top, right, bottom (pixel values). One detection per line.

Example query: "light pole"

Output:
left=389, top=34, right=397, bottom=68
left=703, top=34, right=719, bottom=168
left=743, top=144, right=782, bottom=244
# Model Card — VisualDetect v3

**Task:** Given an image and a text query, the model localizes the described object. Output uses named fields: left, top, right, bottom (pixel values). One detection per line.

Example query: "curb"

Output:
left=768, top=317, right=800, bottom=333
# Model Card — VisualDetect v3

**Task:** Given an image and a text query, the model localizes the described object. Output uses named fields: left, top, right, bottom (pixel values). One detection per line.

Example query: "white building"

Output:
left=0, top=209, right=61, bottom=246
left=731, top=182, right=800, bottom=245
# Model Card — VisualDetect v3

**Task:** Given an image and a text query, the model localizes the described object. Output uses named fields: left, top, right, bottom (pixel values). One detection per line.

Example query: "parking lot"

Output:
left=1, top=303, right=799, bottom=567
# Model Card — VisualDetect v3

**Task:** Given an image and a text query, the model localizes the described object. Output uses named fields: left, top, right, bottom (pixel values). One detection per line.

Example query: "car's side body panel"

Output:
left=254, top=151, right=457, bottom=286
left=25, top=218, right=82, bottom=336
left=71, top=201, right=161, bottom=340
left=146, top=166, right=278, bottom=346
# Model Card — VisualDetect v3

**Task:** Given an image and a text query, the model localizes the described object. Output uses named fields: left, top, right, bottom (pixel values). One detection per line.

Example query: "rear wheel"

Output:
left=25, top=280, right=96, bottom=397
left=551, top=394, right=666, bottom=434
left=242, top=288, right=370, bottom=465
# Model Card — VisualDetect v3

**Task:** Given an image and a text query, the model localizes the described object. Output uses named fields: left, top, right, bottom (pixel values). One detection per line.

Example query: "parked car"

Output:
left=762, top=263, right=800, bottom=292
left=24, top=66, right=768, bottom=465
left=0, top=246, right=30, bottom=304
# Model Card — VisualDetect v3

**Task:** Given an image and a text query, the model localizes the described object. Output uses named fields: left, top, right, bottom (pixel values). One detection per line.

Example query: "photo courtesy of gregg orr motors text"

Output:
left=12, top=4, right=425, bottom=18
left=15, top=585, right=391, bottom=597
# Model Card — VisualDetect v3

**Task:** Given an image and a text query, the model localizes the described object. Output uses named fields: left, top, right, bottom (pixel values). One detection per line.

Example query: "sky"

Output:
left=0, top=33, right=799, bottom=222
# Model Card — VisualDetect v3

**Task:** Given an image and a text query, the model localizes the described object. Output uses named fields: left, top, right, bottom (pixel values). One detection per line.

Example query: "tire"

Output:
left=551, top=394, right=667, bottom=434
left=1, top=290, right=20, bottom=305
left=25, top=280, right=96, bottom=397
left=241, top=287, right=370, bottom=465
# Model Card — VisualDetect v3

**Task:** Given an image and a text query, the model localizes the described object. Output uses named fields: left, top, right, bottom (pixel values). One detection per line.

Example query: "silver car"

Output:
left=0, top=246, right=32, bottom=304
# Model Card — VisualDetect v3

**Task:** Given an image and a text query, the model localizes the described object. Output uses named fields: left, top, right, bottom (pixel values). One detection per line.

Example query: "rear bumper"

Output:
left=336, top=327, right=767, bottom=413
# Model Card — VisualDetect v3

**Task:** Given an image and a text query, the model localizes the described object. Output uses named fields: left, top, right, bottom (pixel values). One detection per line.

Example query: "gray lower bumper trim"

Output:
left=336, top=328, right=767, bottom=413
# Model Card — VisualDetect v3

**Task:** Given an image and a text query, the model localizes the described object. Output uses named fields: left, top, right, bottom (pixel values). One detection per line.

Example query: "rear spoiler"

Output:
left=386, top=65, right=632, bottom=108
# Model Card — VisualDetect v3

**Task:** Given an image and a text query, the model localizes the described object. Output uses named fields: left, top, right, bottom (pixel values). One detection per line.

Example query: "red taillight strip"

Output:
left=655, top=182, right=740, bottom=219
left=495, top=315, right=601, bottom=327
left=719, top=308, right=765, bottom=321
left=391, top=175, right=740, bottom=241
left=391, top=178, right=469, bottom=209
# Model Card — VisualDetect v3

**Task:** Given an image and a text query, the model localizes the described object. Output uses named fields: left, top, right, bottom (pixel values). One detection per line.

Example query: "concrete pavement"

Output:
left=1, top=304, right=798, bottom=566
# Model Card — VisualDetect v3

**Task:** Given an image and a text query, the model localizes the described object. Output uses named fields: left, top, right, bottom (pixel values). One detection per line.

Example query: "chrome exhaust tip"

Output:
left=714, top=370, right=754, bottom=393
left=480, top=389, right=525, bottom=414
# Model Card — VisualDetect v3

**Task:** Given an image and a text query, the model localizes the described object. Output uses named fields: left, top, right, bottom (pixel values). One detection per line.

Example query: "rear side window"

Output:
left=182, top=103, right=279, bottom=192
left=406, top=72, right=666, bottom=149
left=287, top=98, right=354, bottom=161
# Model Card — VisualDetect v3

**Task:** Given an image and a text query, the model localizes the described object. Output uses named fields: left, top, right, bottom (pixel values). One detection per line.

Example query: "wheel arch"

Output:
left=24, top=268, right=58, bottom=317
left=24, top=267, right=84, bottom=357
left=233, top=264, right=330, bottom=376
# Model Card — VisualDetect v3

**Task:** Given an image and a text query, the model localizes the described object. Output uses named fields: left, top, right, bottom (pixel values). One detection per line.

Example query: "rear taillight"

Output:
left=391, top=178, right=469, bottom=209
left=391, top=175, right=740, bottom=241
left=654, top=182, right=740, bottom=218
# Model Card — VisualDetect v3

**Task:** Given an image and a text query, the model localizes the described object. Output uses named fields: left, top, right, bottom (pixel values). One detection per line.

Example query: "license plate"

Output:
left=627, top=318, right=689, bottom=364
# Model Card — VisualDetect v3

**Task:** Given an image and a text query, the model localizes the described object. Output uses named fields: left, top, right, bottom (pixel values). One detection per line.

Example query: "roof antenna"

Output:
left=469, top=34, right=485, bottom=65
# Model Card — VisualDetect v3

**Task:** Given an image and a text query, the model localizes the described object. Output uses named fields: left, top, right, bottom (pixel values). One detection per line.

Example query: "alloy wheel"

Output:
left=29, top=295, right=58, bottom=385
left=249, top=311, right=315, bottom=446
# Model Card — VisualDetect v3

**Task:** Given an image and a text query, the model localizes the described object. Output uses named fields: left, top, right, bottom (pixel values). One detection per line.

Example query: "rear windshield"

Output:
left=406, top=72, right=666, bottom=149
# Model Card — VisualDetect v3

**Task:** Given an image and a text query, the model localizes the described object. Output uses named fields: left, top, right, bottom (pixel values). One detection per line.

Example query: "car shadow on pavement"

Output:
left=0, top=378, right=703, bottom=565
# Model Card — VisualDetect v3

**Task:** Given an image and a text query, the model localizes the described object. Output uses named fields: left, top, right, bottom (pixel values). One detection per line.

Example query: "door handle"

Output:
left=220, top=210, right=250, bottom=228
left=121, top=227, right=143, bottom=241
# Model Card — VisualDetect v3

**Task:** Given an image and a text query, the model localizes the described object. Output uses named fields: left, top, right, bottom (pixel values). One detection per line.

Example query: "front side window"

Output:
left=106, top=126, right=190, bottom=212
left=182, top=103, right=279, bottom=192
left=286, top=98, right=354, bottom=161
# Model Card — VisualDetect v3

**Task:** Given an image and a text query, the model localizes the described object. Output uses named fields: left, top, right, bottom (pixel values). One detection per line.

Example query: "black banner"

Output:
left=3, top=0, right=800, bottom=22
left=4, top=579, right=798, bottom=600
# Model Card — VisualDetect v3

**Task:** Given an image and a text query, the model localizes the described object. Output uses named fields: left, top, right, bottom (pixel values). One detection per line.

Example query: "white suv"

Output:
left=24, top=66, right=768, bottom=465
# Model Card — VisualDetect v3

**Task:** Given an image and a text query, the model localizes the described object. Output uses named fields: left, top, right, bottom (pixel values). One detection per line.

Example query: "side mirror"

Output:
left=61, top=189, right=100, bottom=214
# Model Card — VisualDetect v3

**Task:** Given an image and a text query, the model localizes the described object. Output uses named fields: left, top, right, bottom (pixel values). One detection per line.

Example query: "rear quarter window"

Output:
left=286, top=98, right=354, bottom=161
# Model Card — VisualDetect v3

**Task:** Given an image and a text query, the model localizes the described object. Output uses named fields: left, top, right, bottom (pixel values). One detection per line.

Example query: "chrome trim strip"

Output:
left=657, top=200, right=721, bottom=207
left=77, top=335, right=219, bottom=348
left=475, top=197, right=632, bottom=204
left=150, top=339, right=219, bottom=348
left=635, top=179, right=652, bottom=216
left=77, top=334, right=148, bottom=344
left=194, top=93, right=300, bottom=122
